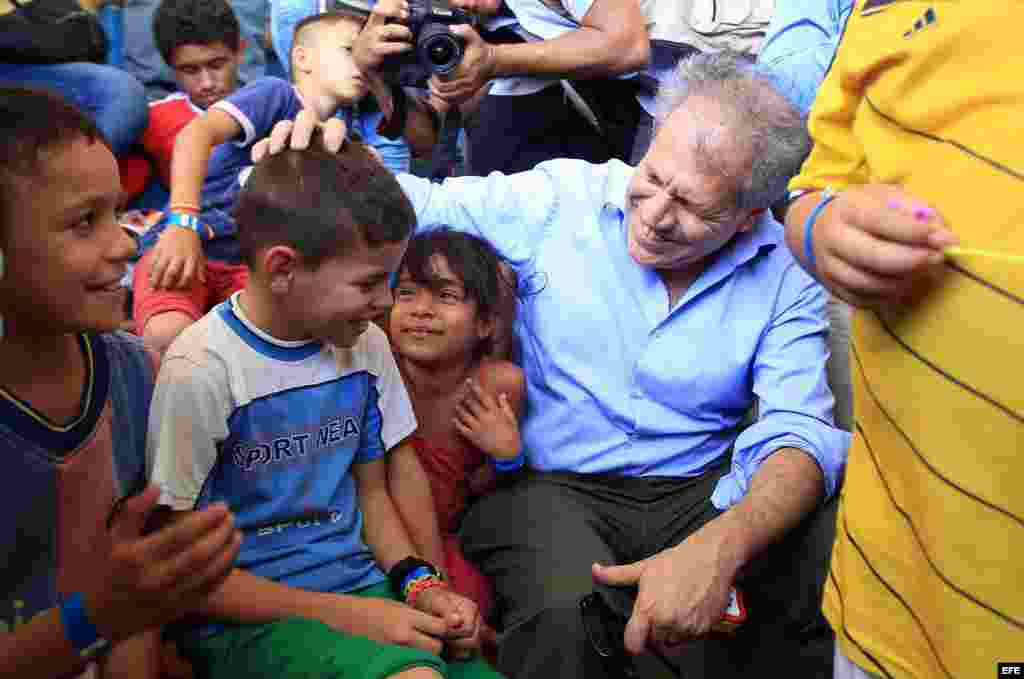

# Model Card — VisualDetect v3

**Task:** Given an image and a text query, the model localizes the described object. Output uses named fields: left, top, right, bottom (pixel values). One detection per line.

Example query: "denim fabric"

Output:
left=270, top=0, right=411, bottom=174
left=0, top=61, right=147, bottom=154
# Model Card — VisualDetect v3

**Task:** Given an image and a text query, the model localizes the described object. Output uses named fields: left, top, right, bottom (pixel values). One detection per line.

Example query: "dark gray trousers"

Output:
left=460, top=463, right=837, bottom=679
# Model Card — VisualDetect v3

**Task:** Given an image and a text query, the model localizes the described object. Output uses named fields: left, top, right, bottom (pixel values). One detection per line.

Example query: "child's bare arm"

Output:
left=355, top=457, right=428, bottom=572
left=356, top=458, right=485, bottom=651
left=149, top=110, right=242, bottom=291
left=185, top=539, right=448, bottom=656
left=387, top=440, right=447, bottom=570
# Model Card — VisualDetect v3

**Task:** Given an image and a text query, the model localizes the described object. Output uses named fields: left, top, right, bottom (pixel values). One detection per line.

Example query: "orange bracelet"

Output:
left=406, top=577, right=447, bottom=608
left=168, top=202, right=200, bottom=214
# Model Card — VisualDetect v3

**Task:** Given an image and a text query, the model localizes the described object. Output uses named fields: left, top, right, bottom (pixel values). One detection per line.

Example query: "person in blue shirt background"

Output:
left=257, top=48, right=850, bottom=679
left=758, top=0, right=854, bottom=115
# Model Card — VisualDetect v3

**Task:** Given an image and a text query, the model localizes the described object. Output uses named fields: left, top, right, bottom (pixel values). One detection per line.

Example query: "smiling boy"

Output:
left=146, top=135, right=502, bottom=679
left=0, top=87, right=239, bottom=679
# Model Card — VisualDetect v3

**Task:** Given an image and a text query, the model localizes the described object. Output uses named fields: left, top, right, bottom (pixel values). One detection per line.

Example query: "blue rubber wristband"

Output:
left=493, top=450, right=526, bottom=473
left=166, top=211, right=211, bottom=242
left=802, top=189, right=836, bottom=274
left=59, top=592, right=110, bottom=659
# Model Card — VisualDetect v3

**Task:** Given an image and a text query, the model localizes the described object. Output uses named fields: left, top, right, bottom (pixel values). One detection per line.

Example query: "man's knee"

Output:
left=142, top=311, right=195, bottom=355
left=497, top=601, right=610, bottom=678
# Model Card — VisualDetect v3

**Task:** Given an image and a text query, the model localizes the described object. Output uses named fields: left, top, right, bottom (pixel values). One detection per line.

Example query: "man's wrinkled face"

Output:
left=625, top=96, right=756, bottom=273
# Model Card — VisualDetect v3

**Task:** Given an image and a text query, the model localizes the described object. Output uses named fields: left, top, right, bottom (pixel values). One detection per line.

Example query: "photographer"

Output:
left=409, top=0, right=650, bottom=175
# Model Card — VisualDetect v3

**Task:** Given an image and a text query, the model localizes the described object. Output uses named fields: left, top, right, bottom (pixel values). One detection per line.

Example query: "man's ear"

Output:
left=263, top=245, right=301, bottom=295
left=736, top=208, right=765, bottom=234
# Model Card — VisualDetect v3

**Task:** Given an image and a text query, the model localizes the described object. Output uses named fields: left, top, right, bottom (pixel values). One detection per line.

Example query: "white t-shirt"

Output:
left=148, top=293, right=416, bottom=599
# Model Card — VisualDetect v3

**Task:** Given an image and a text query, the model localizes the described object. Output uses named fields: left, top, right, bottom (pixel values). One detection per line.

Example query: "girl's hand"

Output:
left=454, top=378, right=520, bottom=461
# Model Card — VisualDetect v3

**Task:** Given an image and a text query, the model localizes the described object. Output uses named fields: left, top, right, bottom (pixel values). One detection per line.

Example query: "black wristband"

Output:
left=387, top=556, right=441, bottom=596
left=376, top=84, right=409, bottom=141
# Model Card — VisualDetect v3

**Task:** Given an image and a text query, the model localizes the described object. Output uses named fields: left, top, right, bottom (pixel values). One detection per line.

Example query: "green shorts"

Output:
left=181, top=582, right=504, bottom=679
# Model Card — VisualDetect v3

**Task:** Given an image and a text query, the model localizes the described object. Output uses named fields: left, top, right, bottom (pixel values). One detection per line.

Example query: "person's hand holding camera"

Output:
left=428, top=23, right=496, bottom=106
left=353, top=0, right=414, bottom=76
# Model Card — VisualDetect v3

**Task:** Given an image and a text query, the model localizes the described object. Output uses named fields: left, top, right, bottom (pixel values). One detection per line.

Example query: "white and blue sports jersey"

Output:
left=148, top=293, right=417, bottom=605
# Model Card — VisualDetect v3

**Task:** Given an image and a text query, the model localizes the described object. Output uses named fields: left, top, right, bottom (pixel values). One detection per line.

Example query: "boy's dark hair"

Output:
left=0, top=87, right=107, bottom=235
left=234, top=131, right=415, bottom=268
left=153, top=0, right=241, bottom=66
left=398, top=228, right=516, bottom=356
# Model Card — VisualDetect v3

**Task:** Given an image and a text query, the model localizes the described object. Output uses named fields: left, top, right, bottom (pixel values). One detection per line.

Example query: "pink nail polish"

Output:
left=913, top=206, right=935, bottom=222
left=887, top=200, right=904, bottom=211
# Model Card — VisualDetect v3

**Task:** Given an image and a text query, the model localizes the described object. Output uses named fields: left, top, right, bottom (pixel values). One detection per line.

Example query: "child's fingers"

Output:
left=498, top=393, right=516, bottom=421
left=453, top=405, right=479, bottom=432
left=161, top=256, right=184, bottom=290
left=290, top=110, right=318, bottom=150
left=180, top=256, right=196, bottom=290
left=320, top=118, right=347, bottom=153
left=267, top=119, right=295, bottom=155
left=142, top=503, right=233, bottom=562
left=108, top=485, right=162, bottom=542
left=170, top=526, right=241, bottom=599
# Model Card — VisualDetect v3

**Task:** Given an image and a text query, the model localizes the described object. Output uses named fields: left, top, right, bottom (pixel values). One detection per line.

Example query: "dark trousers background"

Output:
left=461, top=463, right=837, bottom=678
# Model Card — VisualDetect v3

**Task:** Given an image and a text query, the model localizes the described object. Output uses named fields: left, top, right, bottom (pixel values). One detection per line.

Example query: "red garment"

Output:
left=410, top=435, right=493, bottom=617
left=410, top=434, right=484, bottom=534
left=132, top=250, right=250, bottom=332
left=140, top=93, right=203, bottom=185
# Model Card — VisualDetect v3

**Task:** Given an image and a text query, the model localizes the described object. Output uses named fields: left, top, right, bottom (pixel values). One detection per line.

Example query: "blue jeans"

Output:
left=270, top=0, right=411, bottom=174
left=0, top=61, right=147, bottom=155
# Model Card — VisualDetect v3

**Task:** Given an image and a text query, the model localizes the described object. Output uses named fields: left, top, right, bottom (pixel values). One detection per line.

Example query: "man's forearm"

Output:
left=713, top=447, right=825, bottom=574
left=492, top=27, right=648, bottom=80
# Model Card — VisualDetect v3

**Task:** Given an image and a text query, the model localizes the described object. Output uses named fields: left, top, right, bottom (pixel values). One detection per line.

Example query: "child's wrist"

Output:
left=492, top=447, right=525, bottom=472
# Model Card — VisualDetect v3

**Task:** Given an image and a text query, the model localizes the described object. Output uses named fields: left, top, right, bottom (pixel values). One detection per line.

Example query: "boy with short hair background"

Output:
left=134, top=9, right=440, bottom=355
left=0, top=86, right=239, bottom=679
left=146, top=134, right=502, bottom=679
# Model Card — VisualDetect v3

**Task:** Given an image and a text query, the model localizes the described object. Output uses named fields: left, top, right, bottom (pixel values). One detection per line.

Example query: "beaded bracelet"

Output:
left=406, top=576, right=447, bottom=608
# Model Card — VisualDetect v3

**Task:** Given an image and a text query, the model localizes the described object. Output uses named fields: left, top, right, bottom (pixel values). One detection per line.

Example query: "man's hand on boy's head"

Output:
left=250, top=112, right=347, bottom=164
left=149, top=226, right=206, bottom=291
left=353, top=0, right=413, bottom=76
left=88, top=485, right=241, bottom=642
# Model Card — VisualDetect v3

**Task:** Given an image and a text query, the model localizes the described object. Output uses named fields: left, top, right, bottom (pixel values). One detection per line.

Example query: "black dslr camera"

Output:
left=330, top=0, right=476, bottom=87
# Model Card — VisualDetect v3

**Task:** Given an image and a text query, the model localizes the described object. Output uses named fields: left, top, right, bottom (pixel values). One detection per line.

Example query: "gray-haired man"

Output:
left=255, top=51, right=851, bottom=679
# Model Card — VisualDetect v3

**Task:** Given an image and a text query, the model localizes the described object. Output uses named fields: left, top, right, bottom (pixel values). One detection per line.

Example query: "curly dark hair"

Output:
left=152, top=0, right=241, bottom=66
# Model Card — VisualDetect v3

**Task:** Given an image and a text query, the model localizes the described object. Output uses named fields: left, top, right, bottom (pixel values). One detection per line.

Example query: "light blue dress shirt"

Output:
left=397, top=159, right=850, bottom=510
left=757, top=0, right=855, bottom=114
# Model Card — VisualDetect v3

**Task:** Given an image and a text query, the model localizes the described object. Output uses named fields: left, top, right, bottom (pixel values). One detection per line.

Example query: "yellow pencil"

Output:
left=944, top=246, right=1024, bottom=264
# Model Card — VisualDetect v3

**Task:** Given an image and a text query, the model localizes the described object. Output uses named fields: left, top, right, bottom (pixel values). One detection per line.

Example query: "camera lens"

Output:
left=428, top=41, right=456, bottom=65
left=418, top=24, right=463, bottom=75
